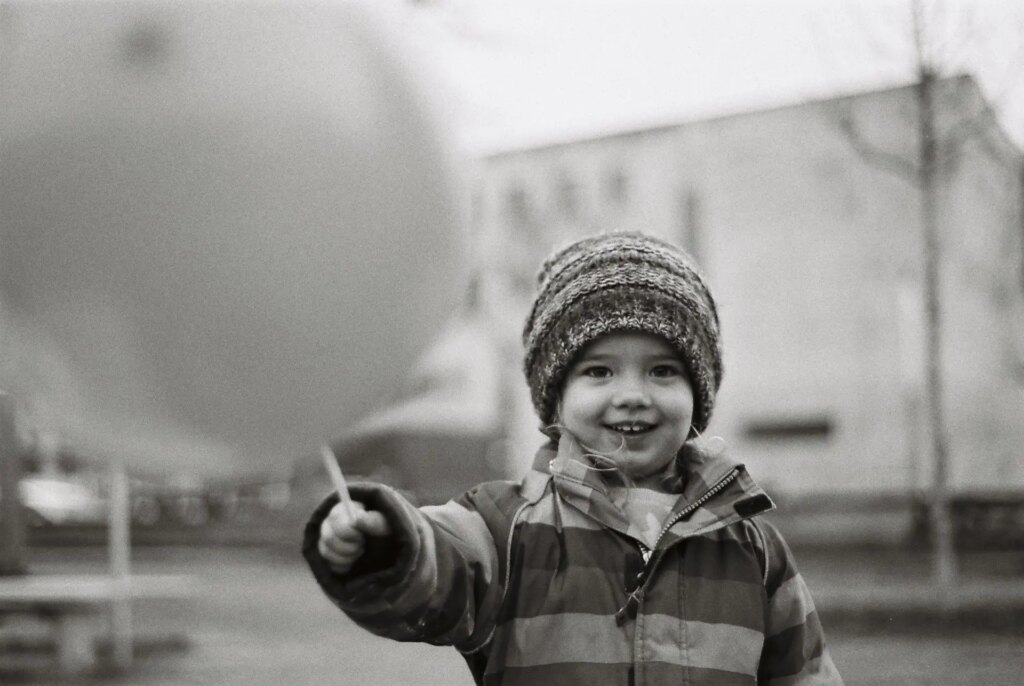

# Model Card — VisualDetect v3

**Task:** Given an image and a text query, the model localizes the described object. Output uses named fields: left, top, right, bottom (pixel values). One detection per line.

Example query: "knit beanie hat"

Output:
left=522, top=231, right=723, bottom=436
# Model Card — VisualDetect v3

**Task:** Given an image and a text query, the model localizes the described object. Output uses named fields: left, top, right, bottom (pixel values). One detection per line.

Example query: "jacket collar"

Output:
left=530, top=434, right=775, bottom=547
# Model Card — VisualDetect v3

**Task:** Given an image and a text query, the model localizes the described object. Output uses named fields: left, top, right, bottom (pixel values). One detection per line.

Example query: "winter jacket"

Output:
left=303, top=440, right=843, bottom=685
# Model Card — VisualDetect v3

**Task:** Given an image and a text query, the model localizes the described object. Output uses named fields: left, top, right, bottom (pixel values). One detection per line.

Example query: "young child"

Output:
left=303, top=232, right=843, bottom=685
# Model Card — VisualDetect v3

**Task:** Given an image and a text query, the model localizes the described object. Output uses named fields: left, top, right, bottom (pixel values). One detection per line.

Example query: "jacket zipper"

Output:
left=653, top=467, right=740, bottom=545
left=615, top=468, right=740, bottom=626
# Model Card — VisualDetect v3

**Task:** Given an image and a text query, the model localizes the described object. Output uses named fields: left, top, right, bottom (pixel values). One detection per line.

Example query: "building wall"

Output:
left=471, top=78, right=1024, bottom=498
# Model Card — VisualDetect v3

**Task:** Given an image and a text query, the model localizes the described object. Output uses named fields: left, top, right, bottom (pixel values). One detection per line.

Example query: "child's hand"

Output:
left=317, top=499, right=392, bottom=575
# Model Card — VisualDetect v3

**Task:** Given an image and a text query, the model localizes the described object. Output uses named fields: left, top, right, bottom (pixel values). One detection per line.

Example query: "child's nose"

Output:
left=612, top=379, right=652, bottom=408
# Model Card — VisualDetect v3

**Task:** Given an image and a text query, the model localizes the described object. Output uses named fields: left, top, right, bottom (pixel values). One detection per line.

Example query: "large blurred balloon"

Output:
left=0, top=1, right=468, bottom=479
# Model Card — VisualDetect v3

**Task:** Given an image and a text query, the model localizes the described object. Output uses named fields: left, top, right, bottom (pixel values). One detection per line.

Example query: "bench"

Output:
left=0, top=574, right=193, bottom=675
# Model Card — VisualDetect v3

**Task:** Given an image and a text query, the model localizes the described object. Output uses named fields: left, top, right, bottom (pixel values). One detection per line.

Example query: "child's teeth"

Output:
left=614, top=424, right=648, bottom=433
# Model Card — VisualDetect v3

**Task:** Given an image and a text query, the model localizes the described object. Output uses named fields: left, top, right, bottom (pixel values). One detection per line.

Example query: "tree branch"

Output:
left=934, top=95, right=992, bottom=171
left=838, top=110, right=921, bottom=182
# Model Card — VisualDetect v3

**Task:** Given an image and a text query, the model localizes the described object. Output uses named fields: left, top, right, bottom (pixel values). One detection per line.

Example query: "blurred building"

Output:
left=469, top=76, right=1024, bottom=515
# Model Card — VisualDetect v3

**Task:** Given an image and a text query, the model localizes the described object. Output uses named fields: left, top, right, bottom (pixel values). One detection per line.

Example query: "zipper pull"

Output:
left=615, top=587, right=644, bottom=626
left=638, top=542, right=653, bottom=565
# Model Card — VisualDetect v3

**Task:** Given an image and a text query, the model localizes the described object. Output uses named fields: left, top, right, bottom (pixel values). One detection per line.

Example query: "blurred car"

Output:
left=130, top=478, right=211, bottom=528
left=16, top=476, right=107, bottom=526
left=129, top=475, right=290, bottom=528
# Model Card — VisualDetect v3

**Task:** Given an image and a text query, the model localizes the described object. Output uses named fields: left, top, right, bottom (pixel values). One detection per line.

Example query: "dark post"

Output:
left=916, top=69, right=957, bottom=588
left=0, top=392, right=27, bottom=576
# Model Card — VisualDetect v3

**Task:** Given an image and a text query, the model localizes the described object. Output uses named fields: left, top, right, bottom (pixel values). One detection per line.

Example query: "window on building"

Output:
left=606, top=168, right=629, bottom=205
left=743, top=416, right=834, bottom=442
left=505, top=185, right=532, bottom=228
left=557, top=176, right=579, bottom=219
left=678, top=188, right=703, bottom=261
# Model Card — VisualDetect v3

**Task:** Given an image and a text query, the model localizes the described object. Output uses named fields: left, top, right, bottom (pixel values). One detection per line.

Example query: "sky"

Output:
left=394, top=0, right=1024, bottom=154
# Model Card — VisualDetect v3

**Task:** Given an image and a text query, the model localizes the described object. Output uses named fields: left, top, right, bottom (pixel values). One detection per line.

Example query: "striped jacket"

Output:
left=303, top=442, right=842, bottom=685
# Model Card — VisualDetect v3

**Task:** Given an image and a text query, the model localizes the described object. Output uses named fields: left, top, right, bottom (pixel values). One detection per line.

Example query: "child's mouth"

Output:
left=606, top=421, right=655, bottom=436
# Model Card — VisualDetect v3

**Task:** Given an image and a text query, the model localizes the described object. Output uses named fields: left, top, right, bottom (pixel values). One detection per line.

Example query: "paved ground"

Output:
left=2, top=543, right=1022, bottom=685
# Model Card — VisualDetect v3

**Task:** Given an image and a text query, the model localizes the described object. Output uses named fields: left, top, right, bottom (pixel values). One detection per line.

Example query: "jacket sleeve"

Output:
left=302, top=481, right=513, bottom=652
left=756, top=520, right=844, bottom=685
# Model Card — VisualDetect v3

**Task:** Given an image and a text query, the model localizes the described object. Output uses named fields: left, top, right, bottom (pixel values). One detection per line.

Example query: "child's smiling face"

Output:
left=558, top=331, right=694, bottom=489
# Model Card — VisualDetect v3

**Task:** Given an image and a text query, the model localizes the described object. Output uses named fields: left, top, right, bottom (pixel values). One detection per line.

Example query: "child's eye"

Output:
left=650, top=364, right=683, bottom=378
left=580, top=365, right=612, bottom=379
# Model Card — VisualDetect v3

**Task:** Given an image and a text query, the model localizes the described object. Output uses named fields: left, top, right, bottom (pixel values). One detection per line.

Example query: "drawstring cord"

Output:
left=552, top=491, right=569, bottom=575
left=615, top=587, right=644, bottom=626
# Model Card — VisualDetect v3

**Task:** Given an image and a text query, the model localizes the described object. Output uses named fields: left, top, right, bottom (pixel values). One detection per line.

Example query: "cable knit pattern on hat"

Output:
left=522, top=232, right=722, bottom=435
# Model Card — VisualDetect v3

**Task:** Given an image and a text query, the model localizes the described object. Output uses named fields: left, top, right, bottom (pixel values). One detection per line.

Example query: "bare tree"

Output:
left=837, top=0, right=1023, bottom=588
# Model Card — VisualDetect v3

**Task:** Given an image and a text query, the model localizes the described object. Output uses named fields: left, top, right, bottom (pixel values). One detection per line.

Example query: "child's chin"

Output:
left=591, top=433, right=630, bottom=453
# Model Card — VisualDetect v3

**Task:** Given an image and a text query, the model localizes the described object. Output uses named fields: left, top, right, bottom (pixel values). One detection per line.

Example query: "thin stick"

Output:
left=320, top=443, right=356, bottom=517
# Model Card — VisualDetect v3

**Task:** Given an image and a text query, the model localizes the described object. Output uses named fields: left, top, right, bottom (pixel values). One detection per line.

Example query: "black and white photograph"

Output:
left=1, top=0, right=1023, bottom=684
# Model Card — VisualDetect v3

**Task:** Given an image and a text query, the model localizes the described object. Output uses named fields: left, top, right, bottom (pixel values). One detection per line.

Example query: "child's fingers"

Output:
left=318, top=514, right=365, bottom=574
left=319, top=517, right=365, bottom=555
left=318, top=534, right=363, bottom=561
left=316, top=500, right=390, bottom=574
left=320, top=513, right=364, bottom=547
left=353, top=510, right=391, bottom=538
left=321, top=501, right=364, bottom=536
left=318, top=537, right=362, bottom=570
left=326, top=498, right=366, bottom=526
